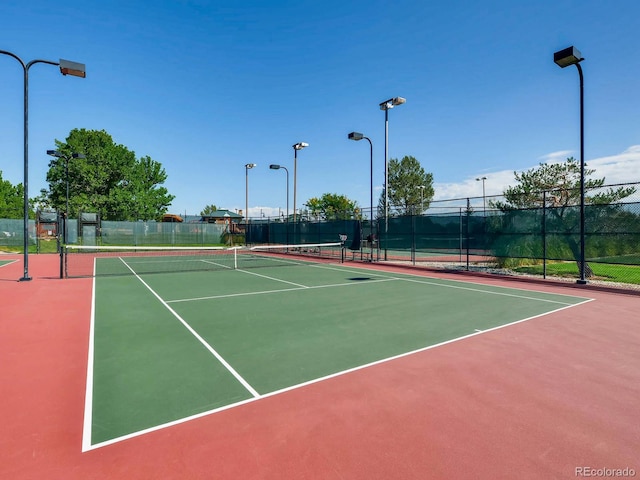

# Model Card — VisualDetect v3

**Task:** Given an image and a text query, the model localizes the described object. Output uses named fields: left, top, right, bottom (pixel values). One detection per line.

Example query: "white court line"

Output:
left=200, top=259, right=232, bottom=270
left=0, top=258, right=18, bottom=268
left=201, top=257, right=309, bottom=288
left=83, top=296, right=593, bottom=452
left=235, top=268, right=309, bottom=288
left=118, top=259, right=259, bottom=395
left=166, top=277, right=398, bottom=304
left=310, top=263, right=590, bottom=305
left=395, top=275, right=579, bottom=305
left=81, top=260, right=98, bottom=452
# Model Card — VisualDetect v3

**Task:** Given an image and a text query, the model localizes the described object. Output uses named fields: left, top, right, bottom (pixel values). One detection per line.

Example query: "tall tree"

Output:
left=0, top=171, right=27, bottom=219
left=42, top=129, right=174, bottom=221
left=379, top=156, right=434, bottom=216
left=491, top=157, right=636, bottom=277
left=305, top=193, right=360, bottom=220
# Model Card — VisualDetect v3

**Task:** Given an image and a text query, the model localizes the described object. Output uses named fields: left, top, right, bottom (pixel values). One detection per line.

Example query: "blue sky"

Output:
left=1, top=0, right=639, bottom=218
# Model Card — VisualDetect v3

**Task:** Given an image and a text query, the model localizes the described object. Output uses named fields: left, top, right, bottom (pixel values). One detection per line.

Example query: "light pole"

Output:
left=0, top=51, right=86, bottom=281
left=554, top=45, right=587, bottom=284
left=417, top=185, right=425, bottom=214
left=245, top=163, right=256, bottom=244
left=292, top=142, right=308, bottom=222
left=269, top=164, right=289, bottom=221
left=379, top=96, right=405, bottom=260
left=270, top=164, right=290, bottom=246
left=476, top=176, right=487, bottom=216
left=348, top=131, right=374, bottom=261
left=46, top=150, right=86, bottom=245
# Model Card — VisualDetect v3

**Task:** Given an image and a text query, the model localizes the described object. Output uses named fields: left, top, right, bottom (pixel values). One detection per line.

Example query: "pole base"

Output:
left=18, top=276, right=32, bottom=282
left=576, top=279, right=588, bottom=285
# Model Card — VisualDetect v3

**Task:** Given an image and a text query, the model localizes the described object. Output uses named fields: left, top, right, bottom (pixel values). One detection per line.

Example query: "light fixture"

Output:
left=379, top=97, right=406, bottom=110
left=553, top=46, right=583, bottom=68
left=58, top=59, right=86, bottom=78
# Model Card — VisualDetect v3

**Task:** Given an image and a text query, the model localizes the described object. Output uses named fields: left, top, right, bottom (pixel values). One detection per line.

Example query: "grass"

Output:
left=514, top=261, right=640, bottom=285
left=0, top=240, right=58, bottom=254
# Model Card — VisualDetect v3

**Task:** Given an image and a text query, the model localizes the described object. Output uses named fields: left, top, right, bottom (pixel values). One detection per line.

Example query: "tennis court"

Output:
left=2, top=252, right=640, bottom=479
left=82, top=247, right=590, bottom=449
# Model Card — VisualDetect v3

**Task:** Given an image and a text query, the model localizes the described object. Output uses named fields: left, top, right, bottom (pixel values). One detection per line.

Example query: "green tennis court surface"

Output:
left=86, top=257, right=590, bottom=449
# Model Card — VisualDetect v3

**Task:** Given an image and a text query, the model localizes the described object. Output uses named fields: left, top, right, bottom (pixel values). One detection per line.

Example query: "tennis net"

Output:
left=62, top=243, right=344, bottom=278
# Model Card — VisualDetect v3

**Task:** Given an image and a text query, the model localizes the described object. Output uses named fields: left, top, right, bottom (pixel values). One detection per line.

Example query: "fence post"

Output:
left=459, top=207, right=463, bottom=263
left=542, top=190, right=547, bottom=279
left=465, top=199, right=470, bottom=271
left=411, top=213, right=416, bottom=265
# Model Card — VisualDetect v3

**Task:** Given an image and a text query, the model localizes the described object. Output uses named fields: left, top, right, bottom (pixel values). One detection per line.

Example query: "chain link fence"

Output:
left=374, top=182, right=640, bottom=286
left=2, top=182, right=638, bottom=286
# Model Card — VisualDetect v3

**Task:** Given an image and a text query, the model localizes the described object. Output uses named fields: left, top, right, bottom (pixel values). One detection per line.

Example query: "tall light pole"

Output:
left=1, top=51, right=85, bottom=281
left=270, top=164, right=289, bottom=246
left=348, top=132, right=374, bottom=261
left=245, top=163, right=256, bottom=244
left=46, top=150, right=85, bottom=245
left=269, top=164, right=289, bottom=221
left=554, top=46, right=587, bottom=284
left=476, top=176, right=487, bottom=216
left=292, top=142, right=308, bottom=222
left=417, top=185, right=425, bottom=214
left=379, top=96, right=405, bottom=260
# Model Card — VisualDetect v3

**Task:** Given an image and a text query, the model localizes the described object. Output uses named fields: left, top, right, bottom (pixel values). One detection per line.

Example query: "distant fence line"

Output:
left=0, top=218, right=227, bottom=248
left=2, top=182, right=639, bottom=284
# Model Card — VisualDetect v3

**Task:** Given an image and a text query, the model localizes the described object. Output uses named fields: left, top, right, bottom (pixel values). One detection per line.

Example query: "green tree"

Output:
left=379, top=156, right=434, bottom=216
left=491, top=157, right=636, bottom=277
left=492, top=158, right=635, bottom=210
left=41, top=129, right=174, bottom=221
left=200, top=204, right=218, bottom=216
left=305, top=193, right=360, bottom=221
left=0, top=171, right=27, bottom=218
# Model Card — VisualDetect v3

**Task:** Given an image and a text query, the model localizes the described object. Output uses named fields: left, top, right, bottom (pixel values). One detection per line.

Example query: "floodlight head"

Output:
left=476, top=176, right=487, bottom=181
left=269, top=164, right=281, bottom=170
left=380, top=96, right=406, bottom=110
left=46, top=149, right=62, bottom=157
left=348, top=132, right=364, bottom=141
left=59, top=59, right=86, bottom=78
left=553, top=46, right=583, bottom=68
left=245, top=163, right=257, bottom=169
left=293, top=142, right=309, bottom=150
left=72, top=153, right=86, bottom=159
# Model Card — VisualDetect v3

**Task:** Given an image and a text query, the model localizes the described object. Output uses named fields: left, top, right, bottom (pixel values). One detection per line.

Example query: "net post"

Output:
left=339, top=234, right=347, bottom=263
left=234, top=246, right=237, bottom=269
